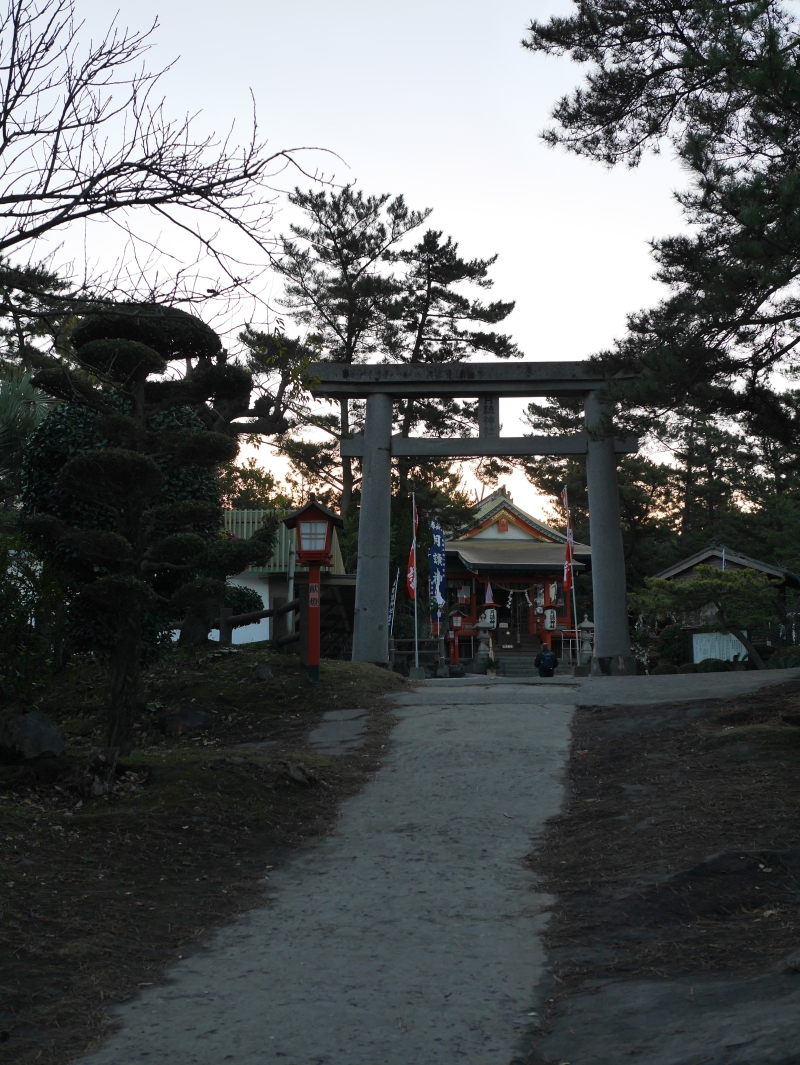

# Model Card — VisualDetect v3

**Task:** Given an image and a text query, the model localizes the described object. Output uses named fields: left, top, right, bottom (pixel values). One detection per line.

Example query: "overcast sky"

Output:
left=77, top=0, right=687, bottom=518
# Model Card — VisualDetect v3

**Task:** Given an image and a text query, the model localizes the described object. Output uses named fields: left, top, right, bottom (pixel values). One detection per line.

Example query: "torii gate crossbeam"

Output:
left=310, top=361, right=637, bottom=677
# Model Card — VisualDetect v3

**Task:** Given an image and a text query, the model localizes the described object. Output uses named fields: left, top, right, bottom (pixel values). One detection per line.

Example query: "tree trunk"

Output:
left=728, top=626, right=766, bottom=669
left=715, top=601, right=766, bottom=669
left=340, top=397, right=353, bottom=514
left=178, top=600, right=218, bottom=647
left=107, top=603, right=144, bottom=754
left=679, top=421, right=696, bottom=542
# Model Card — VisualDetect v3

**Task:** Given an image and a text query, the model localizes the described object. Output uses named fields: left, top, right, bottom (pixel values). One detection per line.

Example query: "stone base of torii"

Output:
left=310, top=361, right=637, bottom=677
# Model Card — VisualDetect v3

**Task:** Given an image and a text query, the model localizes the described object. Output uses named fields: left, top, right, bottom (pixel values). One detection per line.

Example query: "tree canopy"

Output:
left=525, top=0, right=800, bottom=428
left=631, top=565, right=781, bottom=667
left=0, top=0, right=313, bottom=307
left=275, top=185, right=430, bottom=512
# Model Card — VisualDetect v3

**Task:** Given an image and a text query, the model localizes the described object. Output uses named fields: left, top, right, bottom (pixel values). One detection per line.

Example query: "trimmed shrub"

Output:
left=651, top=661, right=678, bottom=675
left=656, top=623, right=690, bottom=665
left=696, top=658, right=732, bottom=672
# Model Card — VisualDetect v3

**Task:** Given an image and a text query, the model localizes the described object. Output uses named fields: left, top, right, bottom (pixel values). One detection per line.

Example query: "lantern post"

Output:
left=282, top=496, right=344, bottom=683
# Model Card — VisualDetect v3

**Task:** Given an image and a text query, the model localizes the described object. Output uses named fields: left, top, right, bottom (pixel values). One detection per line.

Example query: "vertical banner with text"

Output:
left=429, top=517, right=446, bottom=633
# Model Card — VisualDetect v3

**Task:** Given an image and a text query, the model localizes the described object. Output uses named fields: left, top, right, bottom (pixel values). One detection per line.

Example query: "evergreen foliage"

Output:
left=655, top=624, right=691, bottom=666
left=0, top=366, right=55, bottom=503
left=275, top=186, right=430, bottom=510
left=385, top=229, right=520, bottom=494
left=219, top=457, right=294, bottom=510
left=522, top=397, right=800, bottom=610
left=525, top=0, right=800, bottom=427
left=631, top=566, right=781, bottom=667
left=22, top=304, right=276, bottom=753
left=0, top=530, right=63, bottom=701
left=273, top=186, right=522, bottom=513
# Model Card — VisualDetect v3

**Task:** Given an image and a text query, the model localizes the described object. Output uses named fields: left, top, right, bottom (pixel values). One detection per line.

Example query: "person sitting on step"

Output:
left=534, top=647, right=559, bottom=678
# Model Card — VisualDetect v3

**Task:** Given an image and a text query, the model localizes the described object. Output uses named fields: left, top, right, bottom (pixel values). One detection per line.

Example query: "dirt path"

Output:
left=80, top=681, right=576, bottom=1064
left=77, top=668, right=800, bottom=1065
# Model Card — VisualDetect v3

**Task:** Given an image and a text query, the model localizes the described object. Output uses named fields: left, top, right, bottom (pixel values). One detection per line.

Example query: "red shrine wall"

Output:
left=443, top=571, right=574, bottom=663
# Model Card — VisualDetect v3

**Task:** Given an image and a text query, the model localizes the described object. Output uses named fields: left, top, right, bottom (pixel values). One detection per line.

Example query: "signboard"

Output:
left=309, top=582, right=320, bottom=609
left=544, top=607, right=557, bottom=630
left=692, top=632, right=745, bottom=663
left=480, top=608, right=497, bottom=629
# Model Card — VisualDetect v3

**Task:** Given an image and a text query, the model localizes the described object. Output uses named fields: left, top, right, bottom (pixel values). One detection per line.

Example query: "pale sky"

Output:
left=72, top=0, right=687, bottom=518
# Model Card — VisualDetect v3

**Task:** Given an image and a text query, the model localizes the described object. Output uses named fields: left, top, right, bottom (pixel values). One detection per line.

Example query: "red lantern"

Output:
left=282, top=496, right=344, bottom=682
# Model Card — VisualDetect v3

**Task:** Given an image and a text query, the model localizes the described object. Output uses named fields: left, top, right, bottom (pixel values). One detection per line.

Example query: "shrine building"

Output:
left=443, top=487, right=590, bottom=665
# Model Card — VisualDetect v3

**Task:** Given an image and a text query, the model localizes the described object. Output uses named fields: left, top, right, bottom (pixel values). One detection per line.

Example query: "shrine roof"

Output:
left=460, top=487, right=569, bottom=543
left=445, top=539, right=589, bottom=574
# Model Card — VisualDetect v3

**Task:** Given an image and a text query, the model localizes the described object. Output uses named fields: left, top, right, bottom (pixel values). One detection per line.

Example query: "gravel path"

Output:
left=82, top=681, right=575, bottom=1065
left=81, top=668, right=799, bottom=1065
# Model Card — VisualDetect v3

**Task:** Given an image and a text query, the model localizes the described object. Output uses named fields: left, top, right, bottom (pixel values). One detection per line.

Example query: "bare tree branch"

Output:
left=0, top=0, right=332, bottom=307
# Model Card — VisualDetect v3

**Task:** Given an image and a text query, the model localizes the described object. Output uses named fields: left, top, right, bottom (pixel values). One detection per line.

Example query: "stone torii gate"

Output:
left=310, top=361, right=638, bottom=676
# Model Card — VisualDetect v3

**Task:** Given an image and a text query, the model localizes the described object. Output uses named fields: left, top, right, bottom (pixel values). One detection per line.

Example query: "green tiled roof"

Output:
left=223, top=509, right=346, bottom=574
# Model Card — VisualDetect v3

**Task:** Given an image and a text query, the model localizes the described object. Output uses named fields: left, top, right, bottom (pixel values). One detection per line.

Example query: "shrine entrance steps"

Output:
left=495, top=656, right=540, bottom=677
left=495, top=632, right=541, bottom=655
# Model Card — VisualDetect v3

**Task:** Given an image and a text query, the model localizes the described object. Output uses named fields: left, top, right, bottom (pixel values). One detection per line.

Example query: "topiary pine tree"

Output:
left=22, top=304, right=275, bottom=753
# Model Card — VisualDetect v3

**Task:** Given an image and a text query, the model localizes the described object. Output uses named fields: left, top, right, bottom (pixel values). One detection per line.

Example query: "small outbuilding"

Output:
left=654, top=543, right=800, bottom=588
left=654, top=543, right=800, bottom=662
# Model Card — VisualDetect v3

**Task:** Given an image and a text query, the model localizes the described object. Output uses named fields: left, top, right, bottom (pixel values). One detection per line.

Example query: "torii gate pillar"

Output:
left=585, top=391, right=636, bottom=675
left=352, top=392, right=392, bottom=664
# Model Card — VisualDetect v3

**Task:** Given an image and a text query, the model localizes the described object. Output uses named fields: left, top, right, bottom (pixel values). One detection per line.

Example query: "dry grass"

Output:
left=529, top=679, right=800, bottom=1011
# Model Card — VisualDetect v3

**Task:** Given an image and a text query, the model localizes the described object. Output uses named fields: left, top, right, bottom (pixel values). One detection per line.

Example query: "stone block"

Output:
left=0, top=710, right=65, bottom=762
left=160, top=707, right=212, bottom=735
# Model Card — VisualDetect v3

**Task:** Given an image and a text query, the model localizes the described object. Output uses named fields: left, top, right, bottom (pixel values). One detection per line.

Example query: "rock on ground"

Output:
left=0, top=709, right=64, bottom=762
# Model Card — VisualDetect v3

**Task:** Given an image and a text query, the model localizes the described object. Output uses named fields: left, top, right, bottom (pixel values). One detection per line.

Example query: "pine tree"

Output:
left=632, top=567, right=782, bottom=668
left=526, top=0, right=800, bottom=422
left=22, top=304, right=276, bottom=753
left=275, top=186, right=429, bottom=512
left=385, top=229, right=519, bottom=492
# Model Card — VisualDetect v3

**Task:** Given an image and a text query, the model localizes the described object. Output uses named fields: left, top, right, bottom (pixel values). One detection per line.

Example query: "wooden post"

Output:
left=271, top=597, right=286, bottom=648
left=219, top=606, right=233, bottom=647
left=308, top=563, right=321, bottom=683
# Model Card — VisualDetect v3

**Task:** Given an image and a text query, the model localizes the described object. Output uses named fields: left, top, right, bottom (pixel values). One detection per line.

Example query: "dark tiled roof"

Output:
left=655, top=545, right=800, bottom=588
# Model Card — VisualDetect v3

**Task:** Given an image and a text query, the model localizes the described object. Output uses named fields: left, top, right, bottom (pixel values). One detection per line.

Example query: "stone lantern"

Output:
left=578, top=615, right=594, bottom=665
